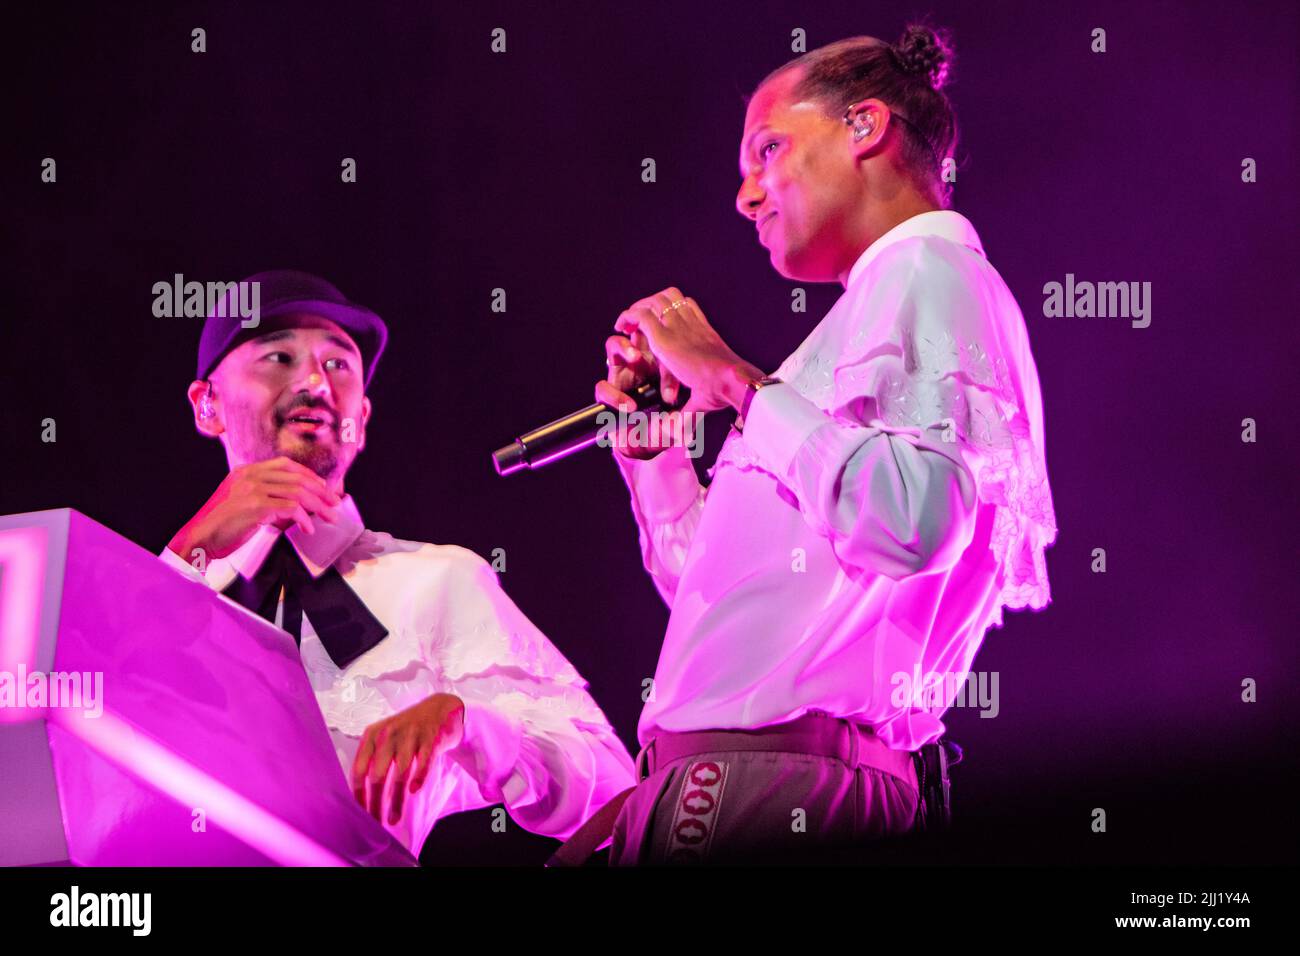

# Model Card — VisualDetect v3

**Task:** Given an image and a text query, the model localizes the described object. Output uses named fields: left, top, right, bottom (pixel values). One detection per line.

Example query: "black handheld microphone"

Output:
left=492, top=381, right=667, bottom=476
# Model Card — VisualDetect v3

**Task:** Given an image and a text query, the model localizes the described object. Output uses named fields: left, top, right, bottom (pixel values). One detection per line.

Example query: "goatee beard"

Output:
left=294, top=447, right=337, bottom=480
left=274, top=437, right=338, bottom=481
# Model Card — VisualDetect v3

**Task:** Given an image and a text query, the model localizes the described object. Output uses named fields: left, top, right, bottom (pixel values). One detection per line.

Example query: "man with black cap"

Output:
left=158, top=269, right=636, bottom=860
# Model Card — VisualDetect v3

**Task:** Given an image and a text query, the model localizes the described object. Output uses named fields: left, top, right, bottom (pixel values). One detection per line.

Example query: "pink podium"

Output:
left=0, top=509, right=416, bottom=866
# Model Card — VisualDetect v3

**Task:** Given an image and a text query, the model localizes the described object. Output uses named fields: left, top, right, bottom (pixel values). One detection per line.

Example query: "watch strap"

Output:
left=735, top=376, right=782, bottom=433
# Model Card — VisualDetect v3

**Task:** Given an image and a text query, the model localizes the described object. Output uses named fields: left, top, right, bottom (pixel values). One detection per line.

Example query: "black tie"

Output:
left=221, top=533, right=389, bottom=669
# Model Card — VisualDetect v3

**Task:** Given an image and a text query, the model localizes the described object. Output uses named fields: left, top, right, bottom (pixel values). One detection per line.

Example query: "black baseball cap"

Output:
left=196, top=270, right=388, bottom=388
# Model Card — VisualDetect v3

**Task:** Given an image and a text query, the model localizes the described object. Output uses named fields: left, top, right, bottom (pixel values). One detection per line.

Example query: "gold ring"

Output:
left=658, top=299, right=686, bottom=319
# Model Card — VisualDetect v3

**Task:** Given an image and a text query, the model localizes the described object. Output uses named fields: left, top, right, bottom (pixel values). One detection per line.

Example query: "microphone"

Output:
left=492, top=381, right=667, bottom=476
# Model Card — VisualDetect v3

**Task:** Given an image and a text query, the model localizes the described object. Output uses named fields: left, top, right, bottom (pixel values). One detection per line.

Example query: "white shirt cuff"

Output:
left=741, top=383, right=831, bottom=477
left=613, top=443, right=702, bottom=523
left=158, top=545, right=207, bottom=583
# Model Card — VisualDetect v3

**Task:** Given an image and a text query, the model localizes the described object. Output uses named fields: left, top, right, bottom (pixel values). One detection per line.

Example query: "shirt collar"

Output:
left=846, top=209, right=985, bottom=290
left=225, top=492, right=366, bottom=582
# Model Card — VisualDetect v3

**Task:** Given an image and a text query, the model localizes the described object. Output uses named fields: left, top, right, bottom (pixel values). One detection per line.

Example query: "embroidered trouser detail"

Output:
left=664, top=761, right=729, bottom=863
left=607, top=713, right=927, bottom=865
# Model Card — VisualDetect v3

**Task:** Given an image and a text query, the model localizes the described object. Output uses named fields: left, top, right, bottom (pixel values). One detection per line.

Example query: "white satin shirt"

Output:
left=159, top=496, right=636, bottom=856
left=617, top=210, right=1058, bottom=751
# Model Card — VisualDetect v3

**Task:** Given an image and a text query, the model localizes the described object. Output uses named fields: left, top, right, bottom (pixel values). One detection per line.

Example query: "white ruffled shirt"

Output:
left=158, top=497, right=636, bottom=856
left=617, top=210, right=1057, bottom=751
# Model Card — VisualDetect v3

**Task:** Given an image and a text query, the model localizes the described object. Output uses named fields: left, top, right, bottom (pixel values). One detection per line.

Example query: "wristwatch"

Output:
left=733, top=376, right=782, bottom=433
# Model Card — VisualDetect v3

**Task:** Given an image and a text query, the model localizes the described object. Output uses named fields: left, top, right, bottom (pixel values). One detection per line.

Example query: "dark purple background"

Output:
left=4, top=1, right=1296, bottom=865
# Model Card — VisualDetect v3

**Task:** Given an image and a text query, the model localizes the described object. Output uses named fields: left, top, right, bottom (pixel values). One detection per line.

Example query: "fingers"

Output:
left=367, top=772, right=386, bottom=823
left=631, top=313, right=670, bottom=386
left=604, top=334, right=642, bottom=370
left=603, top=335, right=650, bottom=394
left=408, top=740, right=434, bottom=795
left=593, top=381, right=657, bottom=459
left=257, top=499, right=314, bottom=536
left=661, top=365, right=681, bottom=407
left=260, top=458, right=341, bottom=506
left=259, top=506, right=309, bottom=537
left=592, top=383, right=685, bottom=460
left=610, top=288, right=694, bottom=410
left=351, top=728, right=378, bottom=806
left=614, top=305, right=661, bottom=338
left=265, top=485, right=338, bottom=523
left=643, top=287, right=690, bottom=325
left=259, top=456, right=337, bottom=494
left=263, top=478, right=340, bottom=523
left=294, top=483, right=342, bottom=520
left=613, top=307, right=637, bottom=336
left=387, top=737, right=417, bottom=825
left=353, top=714, right=438, bottom=827
left=618, top=288, right=681, bottom=326
left=646, top=290, right=706, bottom=333
left=366, top=731, right=396, bottom=822
left=260, top=468, right=341, bottom=504
left=630, top=328, right=669, bottom=384
left=595, top=380, right=636, bottom=412
left=635, top=288, right=685, bottom=322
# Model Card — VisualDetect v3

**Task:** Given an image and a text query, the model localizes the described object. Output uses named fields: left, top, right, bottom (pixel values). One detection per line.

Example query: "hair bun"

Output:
left=892, top=24, right=953, bottom=90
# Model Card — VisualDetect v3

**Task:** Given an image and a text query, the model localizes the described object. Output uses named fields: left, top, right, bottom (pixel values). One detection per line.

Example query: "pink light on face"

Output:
left=52, top=708, right=349, bottom=866
left=0, top=526, right=48, bottom=725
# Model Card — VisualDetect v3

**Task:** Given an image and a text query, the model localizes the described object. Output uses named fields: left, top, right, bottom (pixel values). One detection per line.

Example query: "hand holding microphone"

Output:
left=605, top=287, right=765, bottom=416
left=492, top=286, right=764, bottom=475
left=595, top=327, right=680, bottom=461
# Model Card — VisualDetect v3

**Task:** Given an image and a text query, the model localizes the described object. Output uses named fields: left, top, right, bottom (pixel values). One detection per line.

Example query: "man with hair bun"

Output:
left=558, top=24, right=1057, bottom=865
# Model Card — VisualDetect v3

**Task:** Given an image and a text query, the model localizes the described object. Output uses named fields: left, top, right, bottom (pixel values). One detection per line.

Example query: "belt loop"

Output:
left=943, top=739, right=964, bottom=767
left=911, top=750, right=927, bottom=831
left=635, top=738, right=655, bottom=781
left=845, top=718, right=859, bottom=770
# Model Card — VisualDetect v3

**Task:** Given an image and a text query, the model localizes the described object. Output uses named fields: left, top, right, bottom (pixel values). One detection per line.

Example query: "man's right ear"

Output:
left=187, top=380, right=224, bottom=437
